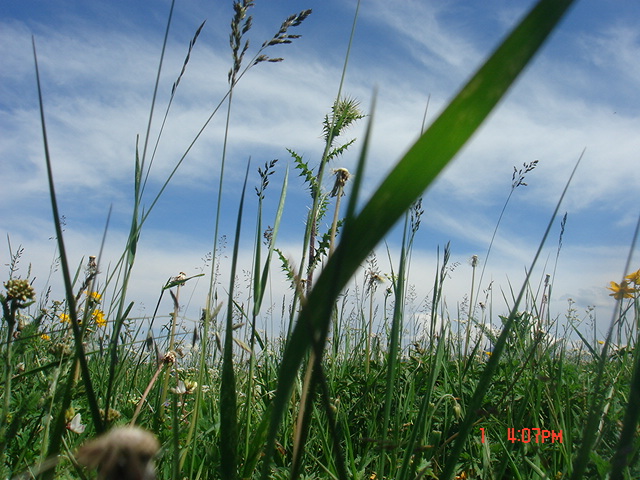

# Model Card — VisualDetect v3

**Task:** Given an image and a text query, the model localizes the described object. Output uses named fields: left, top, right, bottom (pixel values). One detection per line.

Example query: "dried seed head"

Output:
left=163, top=351, right=177, bottom=366
left=87, top=255, right=98, bottom=274
left=330, top=168, right=351, bottom=197
left=75, top=426, right=160, bottom=480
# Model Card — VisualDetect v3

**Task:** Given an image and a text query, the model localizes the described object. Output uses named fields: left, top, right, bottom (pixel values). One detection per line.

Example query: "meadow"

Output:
left=1, top=0, right=639, bottom=478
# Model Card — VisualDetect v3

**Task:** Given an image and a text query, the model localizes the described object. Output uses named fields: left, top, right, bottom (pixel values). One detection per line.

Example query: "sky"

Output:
left=1, top=0, right=639, bottom=346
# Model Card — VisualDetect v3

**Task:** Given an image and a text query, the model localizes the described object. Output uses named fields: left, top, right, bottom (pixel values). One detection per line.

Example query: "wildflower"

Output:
left=163, top=351, right=177, bottom=366
left=67, top=412, right=86, bottom=434
left=183, top=379, right=198, bottom=394
left=86, top=291, right=102, bottom=303
left=40, top=333, right=51, bottom=341
left=607, top=280, right=635, bottom=300
left=625, top=268, right=640, bottom=285
left=92, top=309, right=107, bottom=327
left=171, top=381, right=187, bottom=395
left=59, top=313, right=71, bottom=323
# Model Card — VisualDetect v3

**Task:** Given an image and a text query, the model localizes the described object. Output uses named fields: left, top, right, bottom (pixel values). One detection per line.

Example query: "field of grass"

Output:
left=1, top=0, right=639, bottom=479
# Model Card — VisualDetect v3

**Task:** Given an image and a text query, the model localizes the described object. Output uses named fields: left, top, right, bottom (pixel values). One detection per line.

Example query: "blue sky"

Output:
left=1, top=0, right=639, bottom=343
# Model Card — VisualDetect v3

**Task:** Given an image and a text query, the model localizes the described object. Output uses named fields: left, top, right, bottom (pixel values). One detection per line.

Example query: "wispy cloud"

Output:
left=1, top=1, right=638, bottom=340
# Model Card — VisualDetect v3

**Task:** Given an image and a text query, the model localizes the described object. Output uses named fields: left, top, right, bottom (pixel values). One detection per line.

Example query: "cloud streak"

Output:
left=1, top=1, right=638, bottom=340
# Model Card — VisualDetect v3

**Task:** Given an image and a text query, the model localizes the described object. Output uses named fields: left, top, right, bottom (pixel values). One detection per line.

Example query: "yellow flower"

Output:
left=607, top=280, right=635, bottom=300
left=92, top=309, right=107, bottom=327
left=40, top=333, right=51, bottom=341
left=59, top=313, right=70, bottom=323
left=625, top=269, right=640, bottom=285
left=85, top=291, right=102, bottom=303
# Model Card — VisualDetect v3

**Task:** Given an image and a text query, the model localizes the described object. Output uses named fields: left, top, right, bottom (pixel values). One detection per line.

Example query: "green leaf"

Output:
left=260, top=0, right=576, bottom=478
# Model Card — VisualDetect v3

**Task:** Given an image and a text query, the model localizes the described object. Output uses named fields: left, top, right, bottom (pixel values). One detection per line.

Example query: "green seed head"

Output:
left=4, top=279, right=35, bottom=302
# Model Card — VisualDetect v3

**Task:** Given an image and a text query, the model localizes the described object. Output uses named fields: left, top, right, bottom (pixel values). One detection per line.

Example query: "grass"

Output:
left=2, top=0, right=640, bottom=479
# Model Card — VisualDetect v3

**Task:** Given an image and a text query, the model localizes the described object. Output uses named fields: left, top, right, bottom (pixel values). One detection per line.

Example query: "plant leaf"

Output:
left=260, top=0, right=576, bottom=477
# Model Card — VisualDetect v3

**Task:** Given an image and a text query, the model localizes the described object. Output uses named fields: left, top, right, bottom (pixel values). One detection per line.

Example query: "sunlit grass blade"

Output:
left=260, top=0, right=576, bottom=476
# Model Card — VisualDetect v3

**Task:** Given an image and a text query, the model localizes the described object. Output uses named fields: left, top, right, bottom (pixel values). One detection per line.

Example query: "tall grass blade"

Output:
left=254, top=166, right=289, bottom=316
left=379, top=217, right=409, bottom=478
left=32, top=37, right=103, bottom=451
left=142, top=18, right=206, bottom=195
left=261, top=0, right=575, bottom=476
left=138, top=0, right=175, bottom=177
left=220, top=159, right=252, bottom=480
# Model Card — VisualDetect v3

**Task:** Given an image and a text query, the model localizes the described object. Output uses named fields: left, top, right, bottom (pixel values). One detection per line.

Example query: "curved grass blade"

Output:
left=32, top=37, right=104, bottom=455
left=260, top=0, right=576, bottom=476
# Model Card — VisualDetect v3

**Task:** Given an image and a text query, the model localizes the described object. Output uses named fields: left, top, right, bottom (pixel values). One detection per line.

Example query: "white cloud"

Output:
left=1, top=1, right=638, bottom=346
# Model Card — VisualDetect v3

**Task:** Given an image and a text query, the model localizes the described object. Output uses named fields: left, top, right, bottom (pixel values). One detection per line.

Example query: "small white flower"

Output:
left=67, top=413, right=86, bottom=434
left=171, top=380, right=187, bottom=395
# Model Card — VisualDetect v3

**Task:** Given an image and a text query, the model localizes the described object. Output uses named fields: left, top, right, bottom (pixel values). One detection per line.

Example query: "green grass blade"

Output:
left=138, top=0, right=175, bottom=177
left=31, top=37, right=103, bottom=440
left=260, top=0, right=575, bottom=476
left=220, top=159, right=251, bottom=480
left=379, top=217, right=409, bottom=478
left=254, top=166, right=289, bottom=316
